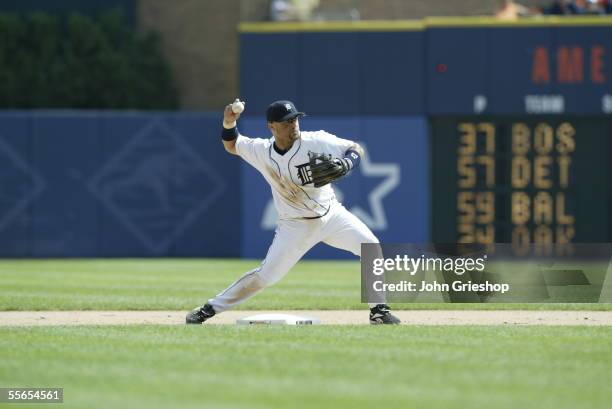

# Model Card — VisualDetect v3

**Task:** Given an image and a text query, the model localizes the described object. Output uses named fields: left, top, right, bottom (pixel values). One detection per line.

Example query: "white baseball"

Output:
left=231, top=99, right=245, bottom=114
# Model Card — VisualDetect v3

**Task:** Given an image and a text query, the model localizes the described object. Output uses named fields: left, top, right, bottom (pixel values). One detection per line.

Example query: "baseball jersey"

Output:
left=235, top=130, right=355, bottom=219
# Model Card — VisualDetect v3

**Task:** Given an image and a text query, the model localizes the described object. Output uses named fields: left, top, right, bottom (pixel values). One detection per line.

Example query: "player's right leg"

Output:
left=186, top=219, right=317, bottom=324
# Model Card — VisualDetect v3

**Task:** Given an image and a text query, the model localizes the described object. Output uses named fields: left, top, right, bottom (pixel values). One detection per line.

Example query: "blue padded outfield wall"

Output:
left=0, top=113, right=428, bottom=259
left=0, top=112, right=240, bottom=257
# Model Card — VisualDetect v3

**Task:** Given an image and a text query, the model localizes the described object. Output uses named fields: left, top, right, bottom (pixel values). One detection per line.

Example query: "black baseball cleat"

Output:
left=186, top=303, right=216, bottom=324
left=369, top=304, right=401, bottom=325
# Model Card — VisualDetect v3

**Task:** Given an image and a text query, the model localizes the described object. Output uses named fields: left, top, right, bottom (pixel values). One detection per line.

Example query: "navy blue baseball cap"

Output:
left=266, top=100, right=306, bottom=122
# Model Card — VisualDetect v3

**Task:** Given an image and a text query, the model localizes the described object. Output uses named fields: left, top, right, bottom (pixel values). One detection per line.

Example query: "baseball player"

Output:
left=186, top=100, right=400, bottom=325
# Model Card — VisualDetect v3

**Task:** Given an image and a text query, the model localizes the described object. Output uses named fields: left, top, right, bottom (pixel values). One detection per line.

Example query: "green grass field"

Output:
left=1, top=325, right=610, bottom=409
left=1, top=259, right=611, bottom=408
left=1, top=259, right=610, bottom=310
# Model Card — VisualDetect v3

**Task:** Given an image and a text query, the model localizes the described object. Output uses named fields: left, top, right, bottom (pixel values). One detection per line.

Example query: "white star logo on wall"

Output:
left=260, top=143, right=400, bottom=230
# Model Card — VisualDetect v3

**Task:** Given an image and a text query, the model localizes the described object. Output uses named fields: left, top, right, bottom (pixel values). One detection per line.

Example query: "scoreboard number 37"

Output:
left=432, top=117, right=610, bottom=252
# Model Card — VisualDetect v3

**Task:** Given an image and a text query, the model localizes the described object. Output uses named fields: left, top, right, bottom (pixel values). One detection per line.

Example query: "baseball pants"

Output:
left=208, top=203, right=380, bottom=312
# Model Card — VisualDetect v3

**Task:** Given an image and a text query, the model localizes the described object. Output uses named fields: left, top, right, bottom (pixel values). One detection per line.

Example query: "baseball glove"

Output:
left=308, top=151, right=350, bottom=188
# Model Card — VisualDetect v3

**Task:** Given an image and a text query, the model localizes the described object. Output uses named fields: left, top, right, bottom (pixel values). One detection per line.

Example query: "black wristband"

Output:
left=221, top=126, right=238, bottom=141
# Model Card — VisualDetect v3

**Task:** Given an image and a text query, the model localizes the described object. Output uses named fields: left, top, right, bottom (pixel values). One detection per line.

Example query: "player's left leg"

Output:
left=321, top=204, right=401, bottom=325
left=320, top=204, right=378, bottom=256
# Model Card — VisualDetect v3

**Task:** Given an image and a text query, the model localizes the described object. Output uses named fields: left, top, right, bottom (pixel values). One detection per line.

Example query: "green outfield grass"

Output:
left=1, top=325, right=610, bottom=409
left=0, top=259, right=610, bottom=310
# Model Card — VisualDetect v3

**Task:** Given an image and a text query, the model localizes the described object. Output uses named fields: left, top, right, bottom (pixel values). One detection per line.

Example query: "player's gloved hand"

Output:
left=309, top=152, right=350, bottom=188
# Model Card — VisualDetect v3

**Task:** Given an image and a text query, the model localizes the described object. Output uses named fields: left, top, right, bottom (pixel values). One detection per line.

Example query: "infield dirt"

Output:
left=1, top=310, right=611, bottom=326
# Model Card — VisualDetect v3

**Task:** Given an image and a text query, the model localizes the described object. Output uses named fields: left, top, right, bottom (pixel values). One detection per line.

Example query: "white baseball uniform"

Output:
left=207, top=130, right=379, bottom=312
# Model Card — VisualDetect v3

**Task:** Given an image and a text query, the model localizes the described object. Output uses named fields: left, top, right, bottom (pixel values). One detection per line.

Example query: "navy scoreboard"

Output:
left=428, top=20, right=612, bottom=246
left=431, top=117, right=612, bottom=246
